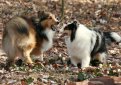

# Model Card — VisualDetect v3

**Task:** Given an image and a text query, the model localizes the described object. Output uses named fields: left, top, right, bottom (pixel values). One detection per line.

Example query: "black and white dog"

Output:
left=63, top=21, right=121, bottom=68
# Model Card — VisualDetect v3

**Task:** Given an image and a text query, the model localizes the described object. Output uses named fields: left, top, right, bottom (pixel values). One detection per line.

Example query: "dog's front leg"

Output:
left=81, top=55, right=91, bottom=68
left=70, top=56, right=78, bottom=67
left=40, top=52, right=44, bottom=61
left=33, top=52, right=45, bottom=68
left=23, top=51, right=34, bottom=66
left=33, top=51, right=44, bottom=62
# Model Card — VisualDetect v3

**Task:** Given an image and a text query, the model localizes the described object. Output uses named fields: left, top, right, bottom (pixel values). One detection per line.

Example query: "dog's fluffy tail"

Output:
left=104, top=32, right=121, bottom=44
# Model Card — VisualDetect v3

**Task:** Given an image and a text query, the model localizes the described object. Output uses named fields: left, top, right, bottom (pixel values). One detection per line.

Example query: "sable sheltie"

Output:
left=2, top=11, right=59, bottom=70
left=63, top=21, right=121, bottom=68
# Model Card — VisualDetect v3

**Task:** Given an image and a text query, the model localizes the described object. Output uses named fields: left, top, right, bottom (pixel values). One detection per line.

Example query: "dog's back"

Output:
left=2, top=17, right=36, bottom=69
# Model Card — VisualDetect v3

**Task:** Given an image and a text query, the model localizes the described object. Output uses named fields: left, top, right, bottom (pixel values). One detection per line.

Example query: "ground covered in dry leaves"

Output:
left=0, top=0, right=121, bottom=85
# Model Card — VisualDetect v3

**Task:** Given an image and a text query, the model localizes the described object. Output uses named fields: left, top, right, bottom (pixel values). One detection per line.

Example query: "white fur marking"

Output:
left=111, top=32, right=121, bottom=42
left=32, top=53, right=44, bottom=61
left=41, top=29, right=55, bottom=52
left=98, top=52, right=107, bottom=63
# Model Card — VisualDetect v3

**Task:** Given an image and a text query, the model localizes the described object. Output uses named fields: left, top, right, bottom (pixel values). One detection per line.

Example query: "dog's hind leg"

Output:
left=2, top=35, right=17, bottom=70
left=97, top=52, right=107, bottom=64
left=91, top=52, right=107, bottom=66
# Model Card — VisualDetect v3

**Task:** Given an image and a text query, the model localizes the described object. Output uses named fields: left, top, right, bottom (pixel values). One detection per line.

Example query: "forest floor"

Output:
left=0, top=0, right=121, bottom=85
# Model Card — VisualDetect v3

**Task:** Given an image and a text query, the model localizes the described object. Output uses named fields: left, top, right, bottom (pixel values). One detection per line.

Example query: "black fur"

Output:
left=40, top=14, right=49, bottom=21
left=15, top=59, right=23, bottom=66
left=104, top=32, right=115, bottom=42
left=91, top=35, right=100, bottom=57
left=90, top=59, right=101, bottom=66
left=103, top=32, right=121, bottom=45
left=38, top=11, right=49, bottom=21
left=31, top=17, right=49, bottom=41
left=91, top=30, right=107, bottom=58
left=64, top=21, right=78, bottom=42
left=21, top=15, right=49, bottom=41
left=17, top=25, right=29, bottom=35
left=33, top=22, right=48, bottom=41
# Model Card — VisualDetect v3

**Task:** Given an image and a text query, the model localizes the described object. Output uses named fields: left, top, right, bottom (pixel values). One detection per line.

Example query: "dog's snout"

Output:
left=56, top=21, right=59, bottom=24
left=56, top=17, right=60, bottom=24
left=56, top=17, right=60, bottom=21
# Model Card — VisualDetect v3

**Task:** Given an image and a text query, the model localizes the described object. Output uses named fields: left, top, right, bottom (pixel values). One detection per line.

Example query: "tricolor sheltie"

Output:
left=2, top=11, right=59, bottom=70
left=63, top=21, right=121, bottom=68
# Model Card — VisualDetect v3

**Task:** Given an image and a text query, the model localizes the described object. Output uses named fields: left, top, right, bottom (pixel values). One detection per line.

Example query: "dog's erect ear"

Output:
left=31, top=16, right=40, bottom=24
left=37, top=10, right=49, bottom=21
left=73, top=21, right=77, bottom=25
left=73, top=20, right=80, bottom=28
left=73, top=20, right=80, bottom=25
left=70, top=21, right=79, bottom=42
left=38, top=11, right=45, bottom=17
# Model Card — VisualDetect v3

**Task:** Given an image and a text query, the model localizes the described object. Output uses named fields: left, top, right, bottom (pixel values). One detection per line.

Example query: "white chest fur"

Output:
left=65, top=25, right=92, bottom=57
left=41, top=29, right=55, bottom=52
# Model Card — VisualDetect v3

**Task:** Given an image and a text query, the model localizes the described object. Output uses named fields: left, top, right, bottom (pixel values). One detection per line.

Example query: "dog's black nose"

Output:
left=57, top=21, right=59, bottom=24
left=56, top=17, right=60, bottom=24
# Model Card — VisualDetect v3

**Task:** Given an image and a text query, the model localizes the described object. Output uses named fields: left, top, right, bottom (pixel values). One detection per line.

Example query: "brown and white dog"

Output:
left=2, top=11, right=59, bottom=70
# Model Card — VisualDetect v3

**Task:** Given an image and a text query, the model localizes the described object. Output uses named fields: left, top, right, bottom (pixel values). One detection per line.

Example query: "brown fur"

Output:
left=2, top=11, right=59, bottom=70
